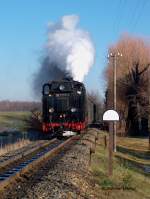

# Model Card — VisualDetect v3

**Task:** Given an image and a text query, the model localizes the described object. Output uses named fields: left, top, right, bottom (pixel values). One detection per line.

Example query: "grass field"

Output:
left=0, top=111, right=31, bottom=131
left=90, top=135, right=150, bottom=199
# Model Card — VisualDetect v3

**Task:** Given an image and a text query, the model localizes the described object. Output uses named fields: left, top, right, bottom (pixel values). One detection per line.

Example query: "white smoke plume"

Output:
left=33, top=15, right=95, bottom=95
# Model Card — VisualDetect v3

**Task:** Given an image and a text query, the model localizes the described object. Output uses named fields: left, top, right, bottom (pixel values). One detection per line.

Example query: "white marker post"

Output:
left=103, top=110, right=119, bottom=176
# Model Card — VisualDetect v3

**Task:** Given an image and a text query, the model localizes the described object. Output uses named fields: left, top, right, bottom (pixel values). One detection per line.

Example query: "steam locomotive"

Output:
left=42, top=78, right=97, bottom=136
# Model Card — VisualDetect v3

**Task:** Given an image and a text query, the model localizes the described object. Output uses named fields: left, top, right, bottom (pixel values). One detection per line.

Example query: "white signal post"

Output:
left=148, top=66, right=150, bottom=150
left=103, top=110, right=119, bottom=176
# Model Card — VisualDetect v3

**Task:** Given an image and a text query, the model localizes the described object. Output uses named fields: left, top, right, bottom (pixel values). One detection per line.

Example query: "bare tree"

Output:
left=105, top=34, right=150, bottom=136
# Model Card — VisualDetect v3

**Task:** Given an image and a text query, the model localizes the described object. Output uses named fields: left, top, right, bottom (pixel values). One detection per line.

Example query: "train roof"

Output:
left=47, top=78, right=85, bottom=89
left=43, top=78, right=86, bottom=94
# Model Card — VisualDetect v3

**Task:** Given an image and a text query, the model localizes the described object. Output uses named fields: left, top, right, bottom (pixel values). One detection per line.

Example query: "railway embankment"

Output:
left=0, top=129, right=149, bottom=199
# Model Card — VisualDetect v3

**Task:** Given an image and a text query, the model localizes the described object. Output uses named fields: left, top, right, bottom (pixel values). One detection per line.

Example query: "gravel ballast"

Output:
left=1, top=130, right=99, bottom=199
left=1, top=129, right=145, bottom=199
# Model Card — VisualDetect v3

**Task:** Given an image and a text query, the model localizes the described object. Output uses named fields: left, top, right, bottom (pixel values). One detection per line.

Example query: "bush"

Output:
left=99, top=178, right=114, bottom=189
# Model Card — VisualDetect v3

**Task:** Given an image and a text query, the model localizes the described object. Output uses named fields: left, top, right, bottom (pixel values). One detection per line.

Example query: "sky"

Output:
left=0, top=0, right=150, bottom=101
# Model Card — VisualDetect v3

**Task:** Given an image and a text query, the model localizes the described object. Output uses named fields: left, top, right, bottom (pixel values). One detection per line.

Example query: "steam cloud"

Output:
left=33, top=15, right=95, bottom=96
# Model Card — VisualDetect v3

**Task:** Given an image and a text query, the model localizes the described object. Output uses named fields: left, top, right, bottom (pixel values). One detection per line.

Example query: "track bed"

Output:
left=0, top=135, right=79, bottom=195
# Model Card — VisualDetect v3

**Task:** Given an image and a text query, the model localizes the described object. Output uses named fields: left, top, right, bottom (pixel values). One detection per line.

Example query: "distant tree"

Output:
left=0, top=101, right=41, bottom=112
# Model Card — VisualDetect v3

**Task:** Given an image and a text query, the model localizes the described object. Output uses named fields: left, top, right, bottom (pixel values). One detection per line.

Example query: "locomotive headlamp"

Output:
left=59, top=85, right=65, bottom=91
left=77, top=90, right=82, bottom=95
left=49, top=108, right=54, bottom=113
left=71, top=108, right=77, bottom=113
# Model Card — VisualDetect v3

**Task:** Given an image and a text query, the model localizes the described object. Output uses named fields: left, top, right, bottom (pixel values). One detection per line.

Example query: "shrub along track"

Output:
left=0, top=135, right=79, bottom=194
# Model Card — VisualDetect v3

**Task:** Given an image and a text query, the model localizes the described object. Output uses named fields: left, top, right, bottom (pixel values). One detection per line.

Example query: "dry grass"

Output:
left=117, top=136, right=149, bottom=151
left=0, top=139, right=31, bottom=156
left=88, top=131, right=150, bottom=199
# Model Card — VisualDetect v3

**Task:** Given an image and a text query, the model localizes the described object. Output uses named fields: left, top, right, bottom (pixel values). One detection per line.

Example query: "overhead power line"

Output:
left=113, top=0, right=125, bottom=35
left=131, top=0, right=148, bottom=31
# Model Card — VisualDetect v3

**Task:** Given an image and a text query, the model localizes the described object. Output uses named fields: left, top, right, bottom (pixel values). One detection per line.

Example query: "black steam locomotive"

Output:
left=42, top=78, right=96, bottom=135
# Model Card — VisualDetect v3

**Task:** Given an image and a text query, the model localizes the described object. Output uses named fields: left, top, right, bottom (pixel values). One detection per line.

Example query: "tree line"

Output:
left=0, top=100, right=41, bottom=111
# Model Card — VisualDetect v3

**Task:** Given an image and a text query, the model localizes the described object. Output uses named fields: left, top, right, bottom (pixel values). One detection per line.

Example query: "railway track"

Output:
left=0, top=140, right=55, bottom=174
left=0, top=135, right=79, bottom=191
left=0, top=140, right=50, bottom=164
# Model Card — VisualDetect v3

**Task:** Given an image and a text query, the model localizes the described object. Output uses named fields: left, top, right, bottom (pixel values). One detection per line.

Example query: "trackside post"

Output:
left=103, top=110, right=119, bottom=176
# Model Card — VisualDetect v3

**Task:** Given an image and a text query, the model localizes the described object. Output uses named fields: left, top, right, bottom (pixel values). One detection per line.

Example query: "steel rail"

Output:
left=0, top=135, right=79, bottom=191
left=0, top=139, right=57, bottom=173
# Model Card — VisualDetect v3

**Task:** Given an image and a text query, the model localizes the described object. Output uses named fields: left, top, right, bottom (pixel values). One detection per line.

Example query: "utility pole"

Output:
left=148, top=66, right=150, bottom=150
left=113, top=54, right=117, bottom=152
left=108, top=52, right=122, bottom=152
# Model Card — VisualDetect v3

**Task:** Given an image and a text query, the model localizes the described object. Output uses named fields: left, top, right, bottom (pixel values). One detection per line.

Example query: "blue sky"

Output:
left=0, top=0, right=150, bottom=101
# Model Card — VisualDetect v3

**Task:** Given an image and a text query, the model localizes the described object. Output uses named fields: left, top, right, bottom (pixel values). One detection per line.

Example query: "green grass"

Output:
left=0, top=111, right=31, bottom=131
left=92, top=148, right=136, bottom=190
left=90, top=137, right=150, bottom=199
